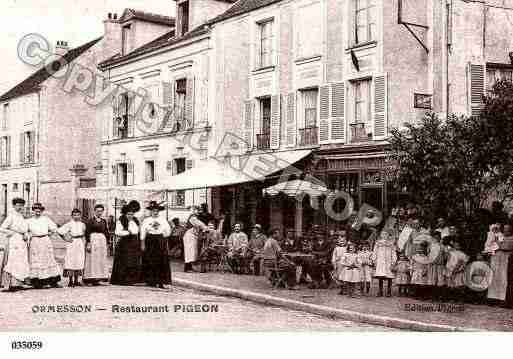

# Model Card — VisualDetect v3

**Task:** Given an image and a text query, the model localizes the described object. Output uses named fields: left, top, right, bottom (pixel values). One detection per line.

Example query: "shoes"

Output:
left=288, top=285, right=300, bottom=291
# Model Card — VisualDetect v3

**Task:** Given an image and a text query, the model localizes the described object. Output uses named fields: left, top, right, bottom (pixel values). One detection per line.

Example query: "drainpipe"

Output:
left=446, top=0, right=452, bottom=119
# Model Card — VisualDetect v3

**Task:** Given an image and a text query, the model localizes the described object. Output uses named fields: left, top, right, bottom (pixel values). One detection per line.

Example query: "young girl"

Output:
left=331, top=233, right=347, bottom=295
left=410, top=242, right=428, bottom=298
left=484, top=223, right=504, bottom=255
left=341, top=242, right=361, bottom=297
left=372, top=231, right=397, bottom=297
left=446, top=240, right=469, bottom=301
left=394, top=253, right=411, bottom=296
left=57, top=209, right=86, bottom=287
left=357, top=242, right=373, bottom=295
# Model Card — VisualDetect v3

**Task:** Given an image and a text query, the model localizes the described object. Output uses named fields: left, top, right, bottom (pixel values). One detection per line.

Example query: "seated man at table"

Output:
left=281, top=229, right=299, bottom=253
left=199, top=220, right=225, bottom=273
left=263, top=228, right=299, bottom=290
left=248, top=224, right=266, bottom=275
left=306, top=232, right=334, bottom=289
left=226, top=223, right=250, bottom=274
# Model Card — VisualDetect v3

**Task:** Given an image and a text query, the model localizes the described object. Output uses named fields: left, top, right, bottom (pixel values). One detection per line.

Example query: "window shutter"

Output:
left=469, top=63, right=485, bottom=117
left=186, top=159, right=194, bottom=170
left=331, top=82, right=346, bottom=143
left=19, top=132, right=25, bottom=164
left=319, top=85, right=330, bottom=144
left=127, top=161, right=134, bottom=185
left=270, top=95, right=281, bottom=149
left=29, top=131, right=35, bottom=163
left=112, top=95, right=120, bottom=139
left=185, top=75, right=195, bottom=129
left=166, top=160, right=174, bottom=173
left=112, top=164, right=118, bottom=186
left=243, top=100, right=254, bottom=151
left=373, top=74, right=388, bottom=140
left=6, top=136, right=11, bottom=166
left=286, top=92, right=297, bottom=147
left=127, top=93, right=135, bottom=137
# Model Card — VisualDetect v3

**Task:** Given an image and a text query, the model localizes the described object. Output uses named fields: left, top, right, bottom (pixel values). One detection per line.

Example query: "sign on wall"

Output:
left=414, top=93, right=432, bottom=109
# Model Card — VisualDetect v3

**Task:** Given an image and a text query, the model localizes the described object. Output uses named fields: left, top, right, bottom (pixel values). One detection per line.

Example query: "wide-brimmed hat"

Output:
left=121, top=205, right=133, bottom=215
left=12, top=197, right=25, bottom=206
left=146, top=201, right=165, bottom=211
left=127, top=200, right=141, bottom=213
left=32, top=202, right=45, bottom=211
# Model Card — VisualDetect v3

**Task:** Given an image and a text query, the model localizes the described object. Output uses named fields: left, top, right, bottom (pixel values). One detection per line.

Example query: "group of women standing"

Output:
left=0, top=197, right=172, bottom=292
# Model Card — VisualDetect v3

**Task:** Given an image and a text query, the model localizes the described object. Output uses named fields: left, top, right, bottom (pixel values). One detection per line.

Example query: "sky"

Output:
left=0, top=0, right=176, bottom=95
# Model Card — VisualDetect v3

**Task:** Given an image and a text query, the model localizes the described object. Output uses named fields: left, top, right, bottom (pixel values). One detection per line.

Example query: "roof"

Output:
left=0, top=37, right=102, bottom=103
left=118, top=8, right=175, bottom=27
left=99, top=0, right=283, bottom=70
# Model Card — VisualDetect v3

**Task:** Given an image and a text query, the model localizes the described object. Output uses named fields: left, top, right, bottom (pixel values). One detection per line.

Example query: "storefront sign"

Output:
left=414, top=93, right=432, bottom=109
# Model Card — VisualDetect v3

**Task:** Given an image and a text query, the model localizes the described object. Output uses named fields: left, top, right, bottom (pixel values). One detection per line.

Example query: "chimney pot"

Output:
left=114, top=13, right=117, bottom=19
left=108, top=13, right=112, bottom=19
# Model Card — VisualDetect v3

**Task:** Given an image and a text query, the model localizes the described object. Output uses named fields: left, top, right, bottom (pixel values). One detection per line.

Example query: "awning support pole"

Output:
left=166, top=191, right=169, bottom=221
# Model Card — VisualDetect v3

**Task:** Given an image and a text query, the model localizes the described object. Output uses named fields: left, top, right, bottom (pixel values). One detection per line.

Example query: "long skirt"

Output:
left=505, top=255, right=513, bottom=308
left=63, top=238, right=85, bottom=277
left=183, top=229, right=198, bottom=264
left=427, top=264, right=447, bottom=286
left=29, top=236, right=61, bottom=283
left=1, top=233, right=30, bottom=288
left=143, top=234, right=171, bottom=285
left=110, top=235, right=142, bottom=285
left=343, top=268, right=362, bottom=283
left=83, top=233, right=109, bottom=282
left=488, top=251, right=512, bottom=300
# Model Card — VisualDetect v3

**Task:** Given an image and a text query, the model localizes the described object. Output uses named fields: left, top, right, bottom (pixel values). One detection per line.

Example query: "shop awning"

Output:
left=263, top=179, right=329, bottom=198
left=77, top=149, right=312, bottom=199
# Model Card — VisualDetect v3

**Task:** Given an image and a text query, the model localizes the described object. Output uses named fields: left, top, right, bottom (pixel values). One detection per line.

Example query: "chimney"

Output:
left=102, top=12, right=122, bottom=60
left=55, top=40, right=69, bottom=56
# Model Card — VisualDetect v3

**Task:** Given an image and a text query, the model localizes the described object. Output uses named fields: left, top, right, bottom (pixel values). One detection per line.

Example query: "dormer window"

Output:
left=178, top=1, right=189, bottom=36
left=122, top=24, right=131, bottom=55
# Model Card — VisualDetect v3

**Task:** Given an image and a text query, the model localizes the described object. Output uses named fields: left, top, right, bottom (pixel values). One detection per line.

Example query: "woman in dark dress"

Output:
left=141, top=201, right=172, bottom=288
left=84, top=204, right=110, bottom=286
left=110, top=205, right=142, bottom=285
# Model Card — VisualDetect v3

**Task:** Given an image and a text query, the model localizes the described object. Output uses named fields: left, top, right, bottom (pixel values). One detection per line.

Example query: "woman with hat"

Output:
left=0, top=198, right=30, bottom=292
left=26, top=202, right=62, bottom=289
left=84, top=204, right=110, bottom=285
left=57, top=208, right=86, bottom=287
left=110, top=204, right=141, bottom=285
left=141, top=201, right=171, bottom=288
left=183, top=205, right=208, bottom=272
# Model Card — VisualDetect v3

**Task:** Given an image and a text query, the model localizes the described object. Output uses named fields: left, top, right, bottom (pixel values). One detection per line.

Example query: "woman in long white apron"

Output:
left=57, top=208, right=86, bottom=287
left=183, top=206, right=208, bottom=272
left=84, top=204, right=110, bottom=285
left=0, top=198, right=30, bottom=292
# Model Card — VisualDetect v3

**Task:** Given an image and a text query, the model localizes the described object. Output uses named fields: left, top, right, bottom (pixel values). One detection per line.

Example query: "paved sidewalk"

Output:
left=170, top=262, right=513, bottom=331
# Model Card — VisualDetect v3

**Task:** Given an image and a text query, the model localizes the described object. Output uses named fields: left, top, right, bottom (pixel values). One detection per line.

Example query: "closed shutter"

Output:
left=373, top=74, right=388, bottom=140
left=186, top=159, right=194, bottom=170
left=161, top=81, right=173, bottom=130
left=331, top=82, right=346, bottom=143
left=127, top=92, right=135, bottom=137
left=270, top=95, right=281, bottom=149
left=243, top=100, right=254, bottom=151
left=286, top=92, right=296, bottom=147
left=7, top=136, right=11, bottom=166
left=469, top=63, right=485, bottom=117
left=29, top=131, right=35, bottom=163
left=112, top=164, right=118, bottom=186
left=319, top=85, right=330, bottom=144
left=19, top=132, right=25, bottom=164
left=185, top=75, right=195, bottom=129
left=166, top=160, right=174, bottom=173
left=127, top=161, right=134, bottom=185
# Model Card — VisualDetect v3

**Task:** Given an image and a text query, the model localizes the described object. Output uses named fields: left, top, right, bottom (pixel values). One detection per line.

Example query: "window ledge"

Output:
left=252, top=66, right=275, bottom=75
left=345, top=41, right=378, bottom=53
left=294, top=55, right=322, bottom=66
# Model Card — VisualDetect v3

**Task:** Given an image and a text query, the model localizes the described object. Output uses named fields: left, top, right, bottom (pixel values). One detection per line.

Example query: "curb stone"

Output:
left=173, top=278, right=481, bottom=332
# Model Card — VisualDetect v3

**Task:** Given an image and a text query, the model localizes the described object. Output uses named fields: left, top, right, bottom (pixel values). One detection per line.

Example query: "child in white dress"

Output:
left=341, top=242, right=362, bottom=298
left=58, top=209, right=86, bottom=287
left=357, top=242, right=374, bottom=295
left=331, top=232, right=347, bottom=295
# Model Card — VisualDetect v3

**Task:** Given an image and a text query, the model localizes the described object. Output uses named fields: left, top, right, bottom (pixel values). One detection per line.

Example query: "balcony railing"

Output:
left=256, top=133, right=270, bottom=150
left=299, top=127, right=319, bottom=146
left=350, top=123, right=371, bottom=143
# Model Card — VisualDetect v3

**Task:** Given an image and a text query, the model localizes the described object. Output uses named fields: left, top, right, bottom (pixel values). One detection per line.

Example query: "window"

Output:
left=118, top=93, right=129, bottom=139
left=121, top=24, right=131, bottom=55
left=174, top=157, right=186, bottom=175
left=355, top=0, right=376, bottom=44
left=145, top=160, right=155, bottom=183
left=0, top=136, right=10, bottom=166
left=173, top=157, right=186, bottom=207
left=487, top=67, right=513, bottom=94
left=258, top=20, right=274, bottom=68
left=178, top=1, right=189, bottom=36
left=117, top=163, right=128, bottom=186
left=12, top=183, right=18, bottom=192
left=257, top=97, right=271, bottom=150
left=173, top=78, right=187, bottom=130
left=20, top=131, right=35, bottom=164
left=302, top=89, right=318, bottom=128
left=2, top=103, right=8, bottom=130
left=352, top=79, right=372, bottom=141
left=297, top=2, right=322, bottom=59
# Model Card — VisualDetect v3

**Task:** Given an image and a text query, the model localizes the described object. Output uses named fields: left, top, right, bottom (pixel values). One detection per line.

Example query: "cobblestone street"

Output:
left=0, top=284, right=394, bottom=331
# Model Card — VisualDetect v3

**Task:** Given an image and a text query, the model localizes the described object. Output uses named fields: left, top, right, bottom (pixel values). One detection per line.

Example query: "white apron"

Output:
left=183, top=228, right=198, bottom=263
left=4, top=233, right=30, bottom=283
left=29, top=235, right=61, bottom=279
left=84, top=233, right=109, bottom=280
left=64, top=238, right=85, bottom=271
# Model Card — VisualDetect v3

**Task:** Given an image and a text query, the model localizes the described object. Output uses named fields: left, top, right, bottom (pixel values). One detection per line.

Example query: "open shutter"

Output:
left=29, top=131, right=35, bottom=163
left=319, top=85, right=330, bottom=144
left=185, top=75, right=195, bottom=129
left=127, top=161, right=134, bottom=185
left=469, top=63, right=485, bottom=117
left=7, top=136, right=11, bottom=166
left=112, top=164, right=118, bottom=186
left=331, top=82, right=346, bottom=143
left=127, top=93, right=135, bottom=137
left=186, top=159, right=194, bottom=170
left=270, top=95, right=281, bottom=149
left=166, top=160, right=174, bottom=174
left=286, top=92, right=296, bottom=147
left=112, top=95, right=119, bottom=139
left=243, top=100, right=254, bottom=152
left=19, top=133, right=25, bottom=164
left=373, top=74, right=388, bottom=140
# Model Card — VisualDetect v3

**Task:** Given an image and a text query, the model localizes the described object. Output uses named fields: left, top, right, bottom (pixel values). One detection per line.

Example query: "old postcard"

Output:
left=1, top=1, right=513, bottom=352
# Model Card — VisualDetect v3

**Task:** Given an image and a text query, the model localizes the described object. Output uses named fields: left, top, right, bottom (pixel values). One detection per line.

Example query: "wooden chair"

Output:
left=263, top=259, right=288, bottom=289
